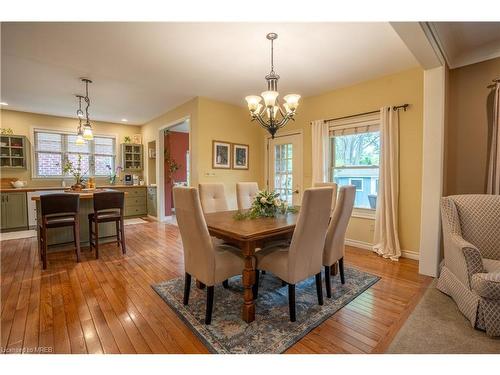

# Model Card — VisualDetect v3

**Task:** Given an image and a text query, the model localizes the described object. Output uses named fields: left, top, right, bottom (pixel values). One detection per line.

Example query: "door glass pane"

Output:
left=274, top=143, right=293, bottom=205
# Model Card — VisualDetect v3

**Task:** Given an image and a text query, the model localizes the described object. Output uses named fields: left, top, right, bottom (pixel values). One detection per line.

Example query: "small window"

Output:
left=327, top=114, right=380, bottom=210
left=349, top=178, right=363, bottom=191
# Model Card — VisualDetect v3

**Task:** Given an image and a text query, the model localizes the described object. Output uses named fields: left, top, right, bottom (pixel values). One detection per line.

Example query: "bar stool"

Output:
left=88, top=191, right=126, bottom=259
left=39, top=193, right=81, bottom=270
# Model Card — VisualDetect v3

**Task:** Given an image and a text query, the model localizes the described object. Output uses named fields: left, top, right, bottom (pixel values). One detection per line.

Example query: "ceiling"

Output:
left=431, top=22, right=500, bottom=68
left=1, top=22, right=418, bottom=125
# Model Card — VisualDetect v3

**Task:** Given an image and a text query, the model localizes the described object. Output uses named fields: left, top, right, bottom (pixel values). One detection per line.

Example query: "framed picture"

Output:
left=132, top=134, right=142, bottom=144
left=232, top=143, right=249, bottom=170
left=212, top=140, right=231, bottom=169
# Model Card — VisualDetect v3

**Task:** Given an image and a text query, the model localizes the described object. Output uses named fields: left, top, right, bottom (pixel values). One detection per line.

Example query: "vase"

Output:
left=71, top=177, right=84, bottom=191
left=109, top=175, right=117, bottom=185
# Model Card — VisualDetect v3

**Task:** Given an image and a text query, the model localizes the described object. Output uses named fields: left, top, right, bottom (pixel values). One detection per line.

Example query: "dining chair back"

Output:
left=198, top=183, right=229, bottom=213
left=313, top=182, right=338, bottom=214
left=287, top=187, right=333, bottom=284
left=236, top=182, right=259, bottom=210
left=39, top=193, right=81, bottom=269
left=323, top=185, right=356, bottom=297
left=88, top=190, right=126, bottom=259
left=174, top=186, right=217, bottom=284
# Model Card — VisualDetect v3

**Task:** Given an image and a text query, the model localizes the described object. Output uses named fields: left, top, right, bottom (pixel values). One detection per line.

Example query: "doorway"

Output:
left=164, top=121, right=190, bottom=216
left=267, top=132, right=303, bottom=206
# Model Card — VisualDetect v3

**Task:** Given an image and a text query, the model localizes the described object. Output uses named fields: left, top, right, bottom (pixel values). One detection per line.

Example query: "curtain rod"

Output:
left=487, top=78, right=500, bottom=89
left=323, top=104, right=410, bottom=123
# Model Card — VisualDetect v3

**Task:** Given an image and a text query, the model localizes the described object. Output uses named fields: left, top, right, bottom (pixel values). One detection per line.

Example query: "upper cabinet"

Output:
left=0, top=135, right=28, bottom=169
left=121, top=143, right=143, bottom=171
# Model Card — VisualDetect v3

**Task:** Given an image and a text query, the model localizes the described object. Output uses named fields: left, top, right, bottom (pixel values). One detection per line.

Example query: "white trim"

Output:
left=345, top=239, right=419, bottom=260
left=345, top=238, right=373, bottom=251
left=351, top=208, right=375, bottom=220
left=419, top=66, right=446, bottom=277
left=157, top=116, right=191, bottom=223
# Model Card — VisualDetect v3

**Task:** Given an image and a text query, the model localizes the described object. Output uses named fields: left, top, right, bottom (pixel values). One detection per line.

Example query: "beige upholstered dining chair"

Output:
left=173, top=187, right=245, bottom=324
left=254, top=187, right=333, bottom=321
left=313, top=182, right=338, bottom=214
left=323, top=185, right=356, bottom=298
left=236, top=182, right=259, bottom=210
left=198, top=183, right=229, bottom=213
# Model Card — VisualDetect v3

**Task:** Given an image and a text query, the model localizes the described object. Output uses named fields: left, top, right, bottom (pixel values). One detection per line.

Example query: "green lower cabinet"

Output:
left=112, top=187, right=147, bottom=217
left=1, top=192, right=28, bottom=231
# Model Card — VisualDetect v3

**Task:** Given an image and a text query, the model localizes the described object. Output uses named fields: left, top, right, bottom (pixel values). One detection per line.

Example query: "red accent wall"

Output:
left=164, top=131, right=189, bottom=215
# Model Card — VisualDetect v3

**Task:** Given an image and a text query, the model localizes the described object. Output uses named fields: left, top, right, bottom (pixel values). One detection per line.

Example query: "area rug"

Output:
left=123, top=218, right=148, bottom=225
left=0, top=229, right=36, bottom=241
left=387, top=280, right=500, bottom=353
left=152, top=267, right=379, bottom=353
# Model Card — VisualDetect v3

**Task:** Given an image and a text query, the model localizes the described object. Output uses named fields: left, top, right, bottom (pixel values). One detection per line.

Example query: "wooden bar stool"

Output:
left=88, top=191, right=126, bottom=259
left=39, top=193, right=81, bottom=270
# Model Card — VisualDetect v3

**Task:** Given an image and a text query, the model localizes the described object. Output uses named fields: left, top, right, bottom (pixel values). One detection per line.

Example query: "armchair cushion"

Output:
left=483, top=258, right=500, bottom=273
left=471, top=272, right=500, bottom=300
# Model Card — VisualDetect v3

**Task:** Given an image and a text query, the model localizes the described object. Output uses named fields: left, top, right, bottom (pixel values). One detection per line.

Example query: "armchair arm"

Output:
left=444, top=234, right=485, bottom=288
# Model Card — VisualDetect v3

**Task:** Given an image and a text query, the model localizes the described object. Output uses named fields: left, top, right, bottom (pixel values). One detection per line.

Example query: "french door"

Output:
left=267, top=133, right=303, bottom=206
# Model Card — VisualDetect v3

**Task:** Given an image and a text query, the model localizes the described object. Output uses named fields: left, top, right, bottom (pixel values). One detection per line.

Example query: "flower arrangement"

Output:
left=234, top=190, right=297, bottom=220
left=61, top=154, right=89, bottom=190
left=106, top=165, right=122, bottom=185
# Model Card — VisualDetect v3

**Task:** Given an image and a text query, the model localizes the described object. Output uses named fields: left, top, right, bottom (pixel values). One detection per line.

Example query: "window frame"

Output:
left=326, top=112, right=381, bottom=218
left=349, top=178, right=364, bottom=192
left=32, top=128, right=117, bottom=179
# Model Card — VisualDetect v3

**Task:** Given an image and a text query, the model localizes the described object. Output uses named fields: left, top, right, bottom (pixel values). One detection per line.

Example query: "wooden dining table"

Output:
left=204, top=210, right=299, bottom=323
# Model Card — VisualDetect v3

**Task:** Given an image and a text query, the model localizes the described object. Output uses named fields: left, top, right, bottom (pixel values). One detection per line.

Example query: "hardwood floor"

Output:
left=1, top=221, right=432, bottom=354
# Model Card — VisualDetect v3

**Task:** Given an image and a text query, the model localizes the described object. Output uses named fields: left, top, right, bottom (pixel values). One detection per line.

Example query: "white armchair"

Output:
left=437, top=194, right=500, bottom=336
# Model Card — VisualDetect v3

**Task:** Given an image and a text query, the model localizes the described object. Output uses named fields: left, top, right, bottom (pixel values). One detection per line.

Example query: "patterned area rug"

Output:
left=152, top=267, right=379, bottom=353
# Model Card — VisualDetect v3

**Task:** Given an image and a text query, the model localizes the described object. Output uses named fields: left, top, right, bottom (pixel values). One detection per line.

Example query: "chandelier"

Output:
left=75, top=94, right=86, bottom=145
left=75, top=78, right=94, bottom=142
left=245, top=33, right=300, bottom=138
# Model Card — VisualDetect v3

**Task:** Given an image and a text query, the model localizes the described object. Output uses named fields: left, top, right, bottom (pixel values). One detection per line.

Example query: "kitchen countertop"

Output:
left=0, top=184, right=147, bottom=193
left=30, top=189, right=130, bottom=201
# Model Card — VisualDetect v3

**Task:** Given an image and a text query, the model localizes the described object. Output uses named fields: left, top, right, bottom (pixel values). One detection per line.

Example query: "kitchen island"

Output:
left=31, top=189, right=127, bottom=247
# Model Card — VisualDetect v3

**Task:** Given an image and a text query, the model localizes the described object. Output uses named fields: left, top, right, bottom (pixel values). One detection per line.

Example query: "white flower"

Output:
left=260, top=197, right=267, bottom=204
left=273, top=198, right=281, bottom=207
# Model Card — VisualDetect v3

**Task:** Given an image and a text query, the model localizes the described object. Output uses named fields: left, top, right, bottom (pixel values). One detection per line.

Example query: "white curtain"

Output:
left=311, top=120, right=329, bottom=184
left=373, top=107, right=401, bottom=261
left=487, top=83, right=500, bottom=195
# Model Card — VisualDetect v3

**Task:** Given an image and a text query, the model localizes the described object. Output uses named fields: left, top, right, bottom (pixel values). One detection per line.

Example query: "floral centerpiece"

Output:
left=106, top=165, right=122, bottom=185
left=234, top=190, right=297, bottom=220
left=62, top=154, right=89, bottom=191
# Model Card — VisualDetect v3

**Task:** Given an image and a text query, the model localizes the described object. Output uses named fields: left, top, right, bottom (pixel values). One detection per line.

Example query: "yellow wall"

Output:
left=0, top=109, right=142, bottom=187
left=269, top=67, right=424, bottom=253
left=141, top=97, right=265, bottom=209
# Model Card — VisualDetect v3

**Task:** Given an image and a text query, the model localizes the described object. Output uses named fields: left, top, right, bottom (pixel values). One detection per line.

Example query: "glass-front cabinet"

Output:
left=0, top=135, right=27, bottom=169
left=121, top=143, right=143, bottom=171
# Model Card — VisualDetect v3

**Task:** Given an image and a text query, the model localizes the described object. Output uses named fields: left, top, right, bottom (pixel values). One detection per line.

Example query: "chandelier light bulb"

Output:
left=284, top=94, right=301, bottom=111
left=245, top=95, right=262, bottom=112
left=75, top=133, right=86, bottom=145
left=82, top=124, right=94, bottom=140
left=261, top=91, right=279, bottom=107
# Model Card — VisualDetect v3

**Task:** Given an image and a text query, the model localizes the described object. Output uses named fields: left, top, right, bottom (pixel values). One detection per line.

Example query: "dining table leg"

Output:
left=241, top=240, right=256, bottom=323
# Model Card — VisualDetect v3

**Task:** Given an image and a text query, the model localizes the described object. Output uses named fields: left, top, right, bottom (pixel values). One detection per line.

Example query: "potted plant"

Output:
left=106, top=165, right=122, bottom=185
left=61, top=154, right=90, bottom=191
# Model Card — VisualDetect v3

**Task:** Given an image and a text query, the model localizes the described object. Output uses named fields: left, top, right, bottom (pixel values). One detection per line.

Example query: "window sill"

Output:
left=351, top=207, right=376, bottom=220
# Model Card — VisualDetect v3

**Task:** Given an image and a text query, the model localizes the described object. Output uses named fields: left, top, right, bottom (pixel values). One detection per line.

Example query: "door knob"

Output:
left=293, top=189, right=299, bottom=194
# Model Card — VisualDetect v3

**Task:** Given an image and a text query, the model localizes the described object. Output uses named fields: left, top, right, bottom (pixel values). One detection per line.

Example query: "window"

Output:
left=34, top=130, right=116, bottom=178
left=328, top=114, right=380, bottom=210
left=349, top=178, right=363, bottom=192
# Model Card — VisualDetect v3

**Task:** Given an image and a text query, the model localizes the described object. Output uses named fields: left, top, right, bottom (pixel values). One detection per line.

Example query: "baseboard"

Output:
left=345, top=239, right=419, bottom=260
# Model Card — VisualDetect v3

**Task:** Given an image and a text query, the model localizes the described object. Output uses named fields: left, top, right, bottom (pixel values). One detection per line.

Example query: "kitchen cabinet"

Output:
left=121, top=143, right=143, bottom=171
left=112, top=187, right=147, bottom=217
left=0, top=192, right=28, bottom=231
left=0, top=135, right=28, bottom=169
